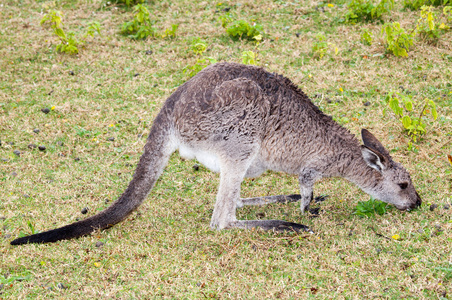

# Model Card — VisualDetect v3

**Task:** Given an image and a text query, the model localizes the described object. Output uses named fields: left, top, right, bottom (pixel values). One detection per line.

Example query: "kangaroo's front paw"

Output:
left=235, top=198, right=244, bottom=208
left=299, top=190, right=313, bottom=213
left=300, top=196, right=312, bottom=213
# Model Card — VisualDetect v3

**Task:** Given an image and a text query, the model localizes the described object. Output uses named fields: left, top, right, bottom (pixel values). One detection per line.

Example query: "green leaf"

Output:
left=137, top=13, right=144, bottom=23
left=374, top=202, right=388, bottom=215
left=402, top=115, right=412, bottom=129
left=428, top=99, right=438, bottom=120
left=389, top=98, right=401, bottom=116
left=385, top=92, right=393, bottom=103
left=417, top=123, right=426, bottom=131
left=427, top=12, right=435, bottom=30
left=54, top=27, right=67, bottom=39
left=432, top=107, right=438, bottom=120
left=27, top=220, right=36, bottom=234
left=241, top=51, right=258, bottom=65
left=226, top=19, right=264, bottom=41
left=404, top=100, right=413, bottom=111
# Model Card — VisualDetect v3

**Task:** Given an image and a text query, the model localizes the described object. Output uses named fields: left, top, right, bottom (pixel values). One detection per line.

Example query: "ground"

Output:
left=0, top=0, right=451, bottom=298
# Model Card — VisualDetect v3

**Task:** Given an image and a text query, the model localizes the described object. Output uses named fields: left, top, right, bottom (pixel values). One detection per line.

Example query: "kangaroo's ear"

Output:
left=361, top=145, right=387, bottom=172
left=361, top=129, right=391, bottom=159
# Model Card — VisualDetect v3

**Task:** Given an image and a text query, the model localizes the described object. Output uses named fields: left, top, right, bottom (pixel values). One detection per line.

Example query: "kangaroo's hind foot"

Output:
left=232, top=220, right=313, bottom=233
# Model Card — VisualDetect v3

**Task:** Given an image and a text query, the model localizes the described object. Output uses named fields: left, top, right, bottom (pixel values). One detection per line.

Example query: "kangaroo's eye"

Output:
left=398, top=182, right=408, bottom=190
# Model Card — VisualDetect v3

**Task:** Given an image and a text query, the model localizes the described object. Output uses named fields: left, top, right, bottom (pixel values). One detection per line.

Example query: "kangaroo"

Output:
left=11, top=62, right=421, bottom=245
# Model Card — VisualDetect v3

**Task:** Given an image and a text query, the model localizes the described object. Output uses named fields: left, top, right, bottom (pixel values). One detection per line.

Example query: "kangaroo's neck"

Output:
left=328, top=139, right=382, bottom=193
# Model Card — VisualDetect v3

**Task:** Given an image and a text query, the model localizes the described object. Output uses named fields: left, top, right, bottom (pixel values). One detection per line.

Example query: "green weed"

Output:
left=190, top=38, right=208, bottom=56
left=345, top=0, right=394, bottom=24
left=27, top=220, right=37, bottom=235
left=219, top=13, right=234, bottom=29
left=404, top=0, right=427, bottom=10
left=381, top=22, right=416, bottom=57
left=311, top=34, right=338, bottom=59
left=418, top=5, right=441, bottom=42
left=385, top=92, right=438, bottom=144
left=163, top=24, right=179, bottom=39
left=444, top=6, right=452, bottom=24
left=85, top=21, right=102, bottom=38
left=40, top=10, right=80, bottom=54
left=404, top=0, right=450, bottom=10
left=121, top=4, right=157, bottom=39
left=311, top=34, right=328, bottom=59
left=417, top=5, right=451, bottom=43
left=435, top=264, right=452, bottom=280
left=111, top=0, right=145, bottom=7
left=360, top=28, right=374, bottom=45
left=241, top=51, right=258, bottom=65
left=225, top=19, right=264, bottom=42
left=353, top=198, right=389, bottom=217
left=121, top=4, right=178, bottom=40
left=183, top=57, right=218, bottom=78
left=40, top=10, right=101, bottom=55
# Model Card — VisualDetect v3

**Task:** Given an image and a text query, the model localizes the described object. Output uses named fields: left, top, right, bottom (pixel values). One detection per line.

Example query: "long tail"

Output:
left=11, top=117, right=175, bottom=245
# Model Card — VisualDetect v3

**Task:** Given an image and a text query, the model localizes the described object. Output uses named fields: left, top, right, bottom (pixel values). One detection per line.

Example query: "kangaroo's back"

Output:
left=181, top=62, right=358, bottom=174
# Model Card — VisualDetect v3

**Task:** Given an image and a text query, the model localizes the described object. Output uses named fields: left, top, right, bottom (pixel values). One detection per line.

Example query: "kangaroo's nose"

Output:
left=415, top=191, right=422, bottom=207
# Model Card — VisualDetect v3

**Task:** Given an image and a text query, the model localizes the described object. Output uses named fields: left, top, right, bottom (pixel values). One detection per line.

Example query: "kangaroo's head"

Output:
left=360, top=129, right=422, bottom=210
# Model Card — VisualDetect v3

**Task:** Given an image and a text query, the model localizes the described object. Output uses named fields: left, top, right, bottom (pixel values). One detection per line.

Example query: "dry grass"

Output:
left=1, top=0, right=451, bottom=298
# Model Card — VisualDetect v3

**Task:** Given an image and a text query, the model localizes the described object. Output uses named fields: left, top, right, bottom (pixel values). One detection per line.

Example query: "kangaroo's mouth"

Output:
left=394, top=193, right=422, bottom=211
left=394, top=204, right=410, bottom=211
left=415, top=191, right=422, bottom=207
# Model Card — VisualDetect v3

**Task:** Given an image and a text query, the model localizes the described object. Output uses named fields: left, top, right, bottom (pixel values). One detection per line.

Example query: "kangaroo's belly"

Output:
left=178, top=143, right=221, bottom=173
left=177, top=143, right=266, bottom=177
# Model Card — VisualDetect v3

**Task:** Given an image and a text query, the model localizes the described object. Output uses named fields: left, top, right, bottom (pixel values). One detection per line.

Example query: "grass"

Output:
left=1, top=0, right=451, bottom=298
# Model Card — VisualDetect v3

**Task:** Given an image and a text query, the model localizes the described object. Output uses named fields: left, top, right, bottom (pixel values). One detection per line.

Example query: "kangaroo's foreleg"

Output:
left=238, top=170, right=321, bottom=212
left=298, top=168, right=321, bottom=213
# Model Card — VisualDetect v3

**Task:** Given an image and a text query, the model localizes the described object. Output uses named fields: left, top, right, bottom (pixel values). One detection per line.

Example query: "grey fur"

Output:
left=10, top=62, right=421, bottom=245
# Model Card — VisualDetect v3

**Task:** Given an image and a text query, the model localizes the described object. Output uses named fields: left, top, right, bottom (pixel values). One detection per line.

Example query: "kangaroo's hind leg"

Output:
left=210, top=161, right=312, bottom=233
left=209, top=161, right=247, bottom=230
left=210, top=161, right=311, bottom=233
left=238, top=194, right=302, bottom=207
